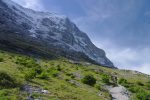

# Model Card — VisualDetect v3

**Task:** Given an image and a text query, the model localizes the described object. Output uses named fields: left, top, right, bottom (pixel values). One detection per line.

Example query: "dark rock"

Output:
left=0, top=0, right=115, bottom=68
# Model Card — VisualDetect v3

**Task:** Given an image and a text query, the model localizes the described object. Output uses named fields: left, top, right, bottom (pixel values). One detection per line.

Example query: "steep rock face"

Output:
left=0, top=0, right=114, bottom=68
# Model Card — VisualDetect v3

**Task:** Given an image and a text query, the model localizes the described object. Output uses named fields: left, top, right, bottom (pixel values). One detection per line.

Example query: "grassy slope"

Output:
left=0, top=50, right=150, bottom=100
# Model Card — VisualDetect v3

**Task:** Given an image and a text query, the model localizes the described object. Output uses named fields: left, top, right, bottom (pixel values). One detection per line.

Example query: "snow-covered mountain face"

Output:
left=0, top=0, right=114, bottom=68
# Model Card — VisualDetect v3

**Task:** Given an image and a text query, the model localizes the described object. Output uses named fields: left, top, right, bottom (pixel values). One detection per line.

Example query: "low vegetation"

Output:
left=24, top=69, right=37, bottom=81
left=0, top=71, right=16, bottom=89
left=0, top=58, right=4, bottom=62
left=38, top=72, right=49, bottom=79
left=118, top=77, right=150, bottom=99
left=101, top=74, right=110, bottom=84
left=82, top=74, right=96, bottom=86
left=0, top=50, right=150, bottom=100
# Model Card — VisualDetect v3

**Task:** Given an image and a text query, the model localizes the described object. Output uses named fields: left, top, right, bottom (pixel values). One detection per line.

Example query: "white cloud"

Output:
left=93, top=39, right=150, bottom=75
left=12, top=0, right=44, bottom=11
left=136, top=64, right=150, bottom=75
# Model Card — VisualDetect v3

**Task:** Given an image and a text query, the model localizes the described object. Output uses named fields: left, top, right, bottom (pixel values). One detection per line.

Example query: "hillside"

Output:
left=0, top=50, right=150, bottom=100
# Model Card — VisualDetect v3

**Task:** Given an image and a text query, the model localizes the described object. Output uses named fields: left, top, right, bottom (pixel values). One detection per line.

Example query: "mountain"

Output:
left=0, top=0, right=114, bottom=68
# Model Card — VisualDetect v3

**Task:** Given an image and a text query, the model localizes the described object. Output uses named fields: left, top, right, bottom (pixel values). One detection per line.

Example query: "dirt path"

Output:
left=106, top=85, right=130, bottom=100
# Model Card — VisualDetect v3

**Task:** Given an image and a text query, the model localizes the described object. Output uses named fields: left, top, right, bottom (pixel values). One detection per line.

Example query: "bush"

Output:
left=17, top=66, right=24, bottom=71
left=24, top=69, right=36, bottom=81
left=65, top=78, right=70, bottom=81
left=56, top=65, right=62, bottom=71
left=118, top=78, right=131, bottom=88
left=66, top=73, right=73, bottom=76
left=118, top=78, right=127, bottom=85
left=146, top=83, right=150, bottom=89
left=15, top=57, right=39, bottom=68
left=43, top=86, right=48, bottom=90
left=33, top=66, right=43, bottom=74
left=66, top=73, right=75, bottom=79
left=101, top=74, right=110, bottom=84
left=47, top=67, right=59, bottom=77
left=136, top=81, right=144, bottom=86
left=136, top=89, right=150, bottom=100
left=95, top=84, right=102, bottom=90
left=128, top=86, right=150, bottom=99
left=38, top=72, right=49, bottom=79
left=128, top=86, right=140, bottom=93
left=0, top=90, right=9, bottom=96
left=71, top=75, right=75, bottom=79
left=52, top=72, right=59, bottom=77
left=0, top=58, right=4, bottom=62
left=0, top=71, right=16, bottom=89
left=82, top=75, right=96, bottom=86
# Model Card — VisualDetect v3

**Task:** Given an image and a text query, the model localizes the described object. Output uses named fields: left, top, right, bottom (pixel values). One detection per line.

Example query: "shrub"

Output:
left=71, top=75, right=75, bottom=79
left=147, top=81, right=150, bottom=84
left=118, top=78, right=131, bottom=88
left=65, top=79, right=70, bottom=82
left=118, top=78, right=128, bottom=85
left=101, top=74, right=110, bottom=84
left=136, top=89, right=150, bottom=100
left=24, top=69, right=36, bottom=81
left=95, top=84, right=102, bottom=90
left=136, top=81, right=144, bottom=86
left=17, top=66, right=24, bottom=71
left=15, top=57, right=39, bottom=68
left=52, top=72, right=59, bottom=77
left=47, top=67, right=59, bottom=77
left=0, top=71, right=16, bottom=89
left=66, top=73, right=75, bottom=79
left=33, top=66, right=43, bottom=74
left=56, top=65, right=62, bottom=71
left=128, top=86, right=140, bottom=93
left=128, top=86, right=150, bottom=99
left=38, top=72, right=49, bottom=79
left=66, top=73, right=73, bottom=76
left=43, top=86, right=48, bottom=90
left=82, top=75, right=96, bottom=86
left=146, top=83, right=150, bottom=89
left=0, top=90, right=9, bottom=96
left=0, top=58, right=4, bottom=62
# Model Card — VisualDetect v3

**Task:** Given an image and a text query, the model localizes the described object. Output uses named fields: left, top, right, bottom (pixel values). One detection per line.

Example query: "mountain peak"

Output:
left=0, top=0, right=115, bottom=68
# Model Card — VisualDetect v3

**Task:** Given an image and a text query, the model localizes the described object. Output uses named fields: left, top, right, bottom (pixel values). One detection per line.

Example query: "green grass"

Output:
left=0, top=50, right=150, bottom=100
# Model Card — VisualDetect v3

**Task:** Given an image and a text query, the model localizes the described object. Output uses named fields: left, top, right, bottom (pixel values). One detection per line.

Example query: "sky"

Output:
left=12, top=0, right=150, bottom=74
